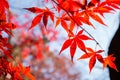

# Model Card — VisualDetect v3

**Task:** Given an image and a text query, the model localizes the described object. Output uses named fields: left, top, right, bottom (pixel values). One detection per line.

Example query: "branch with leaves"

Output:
left=24, top=0, right=120, bottom=72
left=0, top=0, right=120, bottom=79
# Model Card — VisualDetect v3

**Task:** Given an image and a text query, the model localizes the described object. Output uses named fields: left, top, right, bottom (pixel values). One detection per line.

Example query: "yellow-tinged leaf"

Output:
left=103, top=54, right=118, bottom=72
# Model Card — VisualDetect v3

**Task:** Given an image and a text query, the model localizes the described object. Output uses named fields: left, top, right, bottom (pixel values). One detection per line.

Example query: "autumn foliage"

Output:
left=0, top=0, right=35, bottom=80
left=0, top=0, right=120, bottom=79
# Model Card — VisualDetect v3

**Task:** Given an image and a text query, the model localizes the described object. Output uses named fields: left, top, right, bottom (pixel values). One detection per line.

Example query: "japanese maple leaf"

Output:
left=25, top=7, right=54, bottom=29
left=78, top=48, right=104, bottom=59
left=78, top=48, right=104, bottom=72
left=59, top=30, right=92, bottom=61
left=103, top=54, right=118, bottom=72
left=89, top=53, right=104, bottom=72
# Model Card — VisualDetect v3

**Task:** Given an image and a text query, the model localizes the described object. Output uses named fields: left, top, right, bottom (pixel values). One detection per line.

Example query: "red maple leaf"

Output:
left=103, top=54, right=118, bottom=72
left=59, top=30, right=92, bottom=61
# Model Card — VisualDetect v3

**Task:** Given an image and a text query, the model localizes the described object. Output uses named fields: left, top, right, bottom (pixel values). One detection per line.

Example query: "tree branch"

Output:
left=51, top=0, right=103, bottom=49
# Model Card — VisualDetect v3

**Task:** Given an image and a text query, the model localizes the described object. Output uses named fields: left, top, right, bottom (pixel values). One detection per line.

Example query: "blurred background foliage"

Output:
left=9, top=7, right=81, bottom=80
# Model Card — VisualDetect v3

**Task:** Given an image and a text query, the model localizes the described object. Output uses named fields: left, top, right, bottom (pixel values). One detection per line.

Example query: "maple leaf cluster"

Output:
left=24, top=0, right=120, bottom=72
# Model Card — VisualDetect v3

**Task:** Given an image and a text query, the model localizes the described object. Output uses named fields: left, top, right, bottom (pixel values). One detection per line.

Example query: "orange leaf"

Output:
left=103, top=54, right=118, bottom=72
